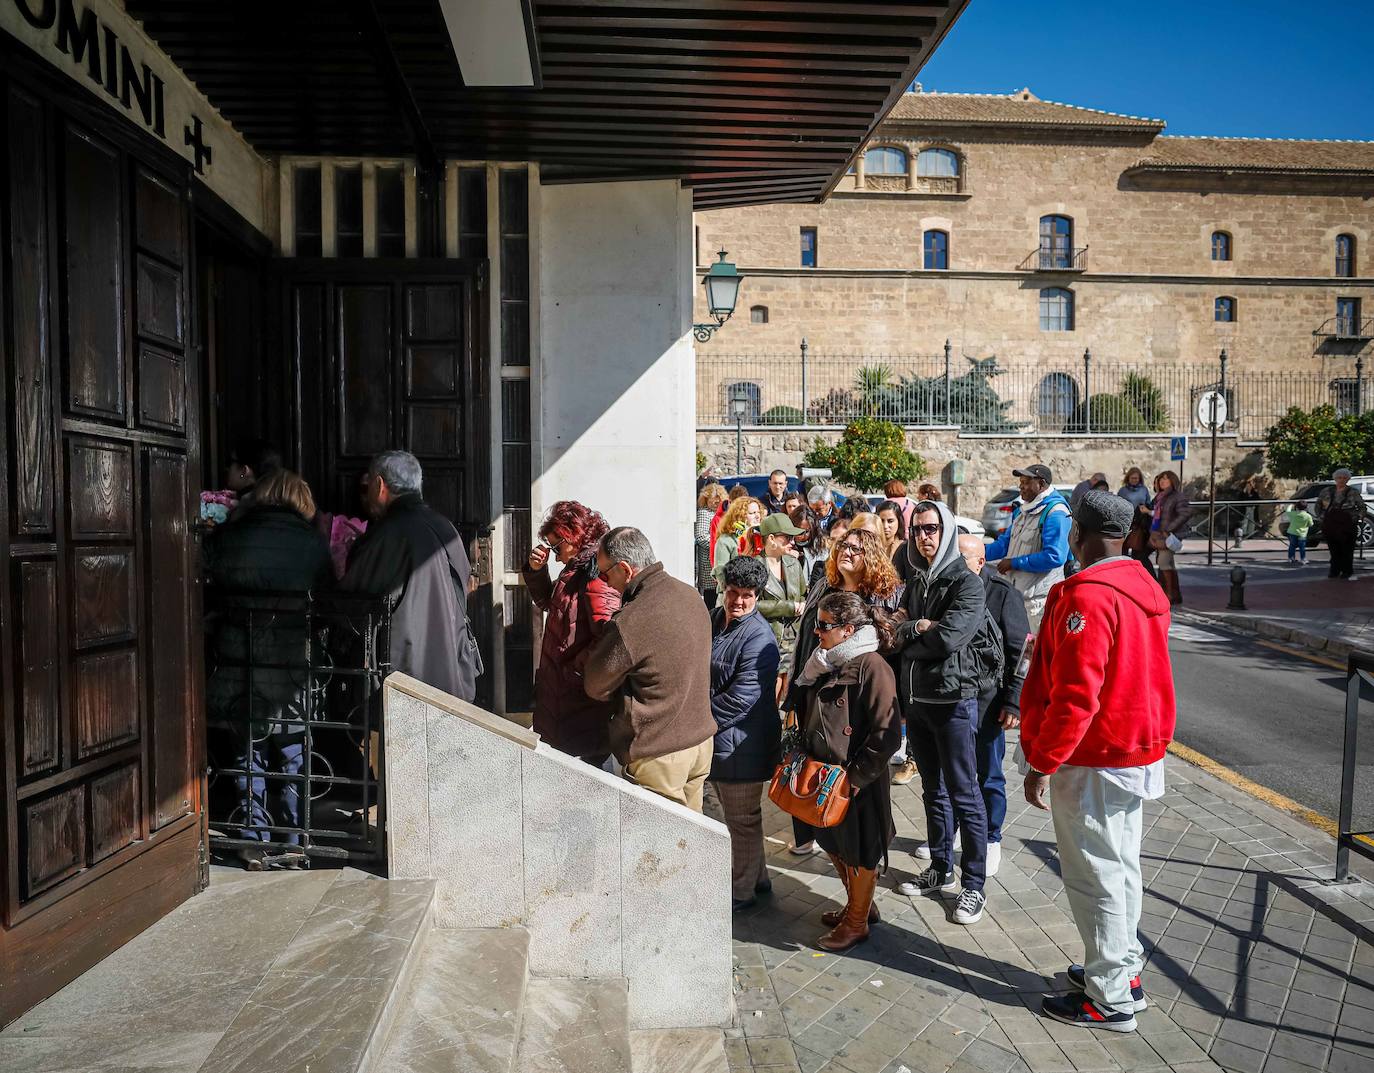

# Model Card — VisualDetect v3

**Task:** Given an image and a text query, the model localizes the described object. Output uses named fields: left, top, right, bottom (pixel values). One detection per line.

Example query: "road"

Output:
left=1168, top=620, right=1374, bottom=833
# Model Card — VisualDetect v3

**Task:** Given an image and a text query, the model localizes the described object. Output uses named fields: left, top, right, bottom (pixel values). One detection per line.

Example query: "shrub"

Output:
left=695, top=449, right=707, bottom=474
left=801, top=417, right=926, bottom=493
left=1266, top=405, right=1374, bottom=479
left=881, top=355, right=1020, bottom=431
left=1065, top=394, right=1149, bottom=433
left=760, top=405, right=805, bottom=426
left=1119, top=372, right=1169, bottom=432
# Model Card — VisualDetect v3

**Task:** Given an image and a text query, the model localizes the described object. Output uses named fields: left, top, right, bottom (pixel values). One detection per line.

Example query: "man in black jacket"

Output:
left=341, top=450, right=479, bottom=702
left=893, top=502, right=999, bottom=925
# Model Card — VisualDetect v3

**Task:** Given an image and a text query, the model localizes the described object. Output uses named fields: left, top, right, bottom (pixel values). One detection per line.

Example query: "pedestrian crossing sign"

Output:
left=1170, top=436, right=1188, bottom=461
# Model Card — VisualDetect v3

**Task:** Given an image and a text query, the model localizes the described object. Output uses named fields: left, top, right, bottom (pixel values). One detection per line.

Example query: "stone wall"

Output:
left=383, top=674, right=733, bottom=1032
left=697, top=427, right=1272, bottom=516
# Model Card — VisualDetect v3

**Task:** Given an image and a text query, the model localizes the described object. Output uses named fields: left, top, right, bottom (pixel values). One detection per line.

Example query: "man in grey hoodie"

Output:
left=892, top=502, right=1003, bottom=925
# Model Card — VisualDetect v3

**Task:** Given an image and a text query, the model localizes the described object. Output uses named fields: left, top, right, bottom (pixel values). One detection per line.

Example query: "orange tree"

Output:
left=803, top=417, right=926, bottom=493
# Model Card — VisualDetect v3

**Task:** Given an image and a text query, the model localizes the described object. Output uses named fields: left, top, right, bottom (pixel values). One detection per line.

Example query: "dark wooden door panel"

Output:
left=133, top=168, right=185, bottom=267
left=73, top=650, right=140, bottom=759
left=144, top=448, right=194, bottom=830
left=406, top=403, right=460, bottom=456
left=405, top=283, right=462, bottom=339
left=17, top=560, right=61, bottom=777
left=6, top=84, right=55, bottom=536
left=136, top=346, right=186, bottom=433
left=72, top=549, right=137, bottom=649
left=60, top=124, right=125, bottom=421
left=406, top=345, right=459, bottom=396
left=66, top=439, right=135, bottom=541
left=135, top=255, right=184, bottom=346
left=23, top=787, right=85, bottom=898
left=337, top=284, right=393, bottom=458
left=89, top=763, right=141, bottom=863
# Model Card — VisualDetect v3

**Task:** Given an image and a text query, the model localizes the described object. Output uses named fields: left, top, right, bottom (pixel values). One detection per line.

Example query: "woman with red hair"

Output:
left=524, top=501, right=621, bottom=766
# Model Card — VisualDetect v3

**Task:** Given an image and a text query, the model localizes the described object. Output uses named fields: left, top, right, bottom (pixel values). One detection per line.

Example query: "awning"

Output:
left=123, top=0, right=968, bottom=209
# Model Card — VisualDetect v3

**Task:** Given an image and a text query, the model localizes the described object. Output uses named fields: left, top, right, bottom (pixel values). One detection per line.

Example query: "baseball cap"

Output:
left=1012, top=464, right=1053, bottom=483
left=1074, top=490, right=1134, bottom=539
left=759, top=513, right=805, bottom=538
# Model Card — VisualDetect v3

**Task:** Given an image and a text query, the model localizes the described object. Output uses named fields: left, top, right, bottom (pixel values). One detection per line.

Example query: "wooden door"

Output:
left=0, top=57, right=203, bottom=1024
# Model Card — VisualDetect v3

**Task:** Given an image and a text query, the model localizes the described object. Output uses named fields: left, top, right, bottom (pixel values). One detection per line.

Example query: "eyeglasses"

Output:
left=912, top=523, right=942, bottom=537
left=840, top=540, right=865, bottom=553
left=814, top=620, right=847, bottom=633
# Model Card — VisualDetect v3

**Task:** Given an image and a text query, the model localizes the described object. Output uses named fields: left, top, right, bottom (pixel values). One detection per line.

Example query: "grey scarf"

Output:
left=796, top=624, right=879, bottom=687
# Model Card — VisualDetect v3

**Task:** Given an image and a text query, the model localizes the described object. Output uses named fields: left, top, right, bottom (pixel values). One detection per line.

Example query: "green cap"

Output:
left=759, top=513, right=805, bottom=537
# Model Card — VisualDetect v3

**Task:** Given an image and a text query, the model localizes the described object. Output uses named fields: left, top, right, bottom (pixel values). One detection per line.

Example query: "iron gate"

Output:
left=204, top=589, right=392, bottom=868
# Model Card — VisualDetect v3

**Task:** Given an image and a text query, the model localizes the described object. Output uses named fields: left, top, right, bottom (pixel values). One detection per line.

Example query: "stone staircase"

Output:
left=0, top=866, right=727, bottom=1073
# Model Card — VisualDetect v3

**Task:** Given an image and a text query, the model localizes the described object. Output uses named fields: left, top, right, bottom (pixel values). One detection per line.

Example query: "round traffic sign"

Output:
left=1196, top=390, right=1228, bottom=430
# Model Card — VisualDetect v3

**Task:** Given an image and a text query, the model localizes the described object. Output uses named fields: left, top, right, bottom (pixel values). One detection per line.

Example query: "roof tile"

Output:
left=886, top=90, right=1165, bottom=129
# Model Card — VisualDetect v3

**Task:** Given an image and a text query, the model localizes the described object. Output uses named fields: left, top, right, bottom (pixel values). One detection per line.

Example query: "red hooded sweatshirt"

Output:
left=1020, top=557, right=1176, bottom=774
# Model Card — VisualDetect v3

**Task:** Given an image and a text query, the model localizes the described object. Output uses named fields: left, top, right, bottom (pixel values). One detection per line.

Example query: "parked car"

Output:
left=860, top=495, right=985, bottom=538
left=1291, top=477, right=1374, bottom=549
left=980, top=484, right=1077, bottom=538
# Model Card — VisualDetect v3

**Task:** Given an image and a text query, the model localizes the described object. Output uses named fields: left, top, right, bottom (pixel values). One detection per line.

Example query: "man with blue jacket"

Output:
left=985, top=464, right=1072, bottom=631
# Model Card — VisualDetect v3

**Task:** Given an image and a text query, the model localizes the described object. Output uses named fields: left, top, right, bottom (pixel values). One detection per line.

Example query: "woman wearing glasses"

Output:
left=783, top=526, right=905, bottom=856
left=793, top=591, right=901, bottom=950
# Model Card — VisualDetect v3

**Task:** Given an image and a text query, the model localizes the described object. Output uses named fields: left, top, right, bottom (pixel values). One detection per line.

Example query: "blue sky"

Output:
left=917, top=0, right=1374, bottom=140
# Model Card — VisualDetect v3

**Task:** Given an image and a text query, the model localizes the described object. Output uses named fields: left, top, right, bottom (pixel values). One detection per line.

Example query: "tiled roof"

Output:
left=885, top=89, right=1165, bottom=130
left=1130, top=136, right=1374, bottom=172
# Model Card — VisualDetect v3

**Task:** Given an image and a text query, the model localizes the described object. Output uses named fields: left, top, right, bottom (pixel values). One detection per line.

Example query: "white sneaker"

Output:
left=952, top=888, right=986, bottom=925
left=912, top=830, right=961, bottom=861
left=985, top=842, right=1001, bottom=877
left=788, top=841, right=821, bottom=856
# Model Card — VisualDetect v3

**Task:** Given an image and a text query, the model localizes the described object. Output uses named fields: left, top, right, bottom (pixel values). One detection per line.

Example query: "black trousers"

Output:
left=1328, top=533, right=1356, bottom=578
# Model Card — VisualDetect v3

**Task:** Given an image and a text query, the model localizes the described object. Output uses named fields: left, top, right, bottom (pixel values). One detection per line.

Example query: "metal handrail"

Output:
left=1314, top=316, right=1374, bottom=339
left=1336, top=649, right=1374, bottom=882
left=1018, top=245, right=1088, bottom=271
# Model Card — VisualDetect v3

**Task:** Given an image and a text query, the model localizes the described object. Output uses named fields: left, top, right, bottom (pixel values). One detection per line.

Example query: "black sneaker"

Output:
left=1067, top=965, right=1147, bottom=1012
left=896, top=867, right=957, bottom=897
left=951, top=888, right=985, bottom=925
left=1042, top=991, right=1137, bottom=1033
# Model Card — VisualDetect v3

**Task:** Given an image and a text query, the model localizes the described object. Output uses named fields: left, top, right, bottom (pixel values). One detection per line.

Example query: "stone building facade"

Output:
left=694, top=88, right=1374, bottom=433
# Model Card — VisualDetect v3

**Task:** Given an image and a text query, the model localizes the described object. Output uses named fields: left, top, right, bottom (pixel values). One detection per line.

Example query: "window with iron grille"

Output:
left=1337, top=297, right=1362, bottom=336
left=923, top=230, right=948, bottom=270
left=1036, top=372, right=1079, bottom=423
left=1331, top=378, right=1363, bottom=417
left=725, top=382, right=761, bottom=423
left=1211, top=231, right=1232, bottom=261
left=1039, top=287, right=1074, bottom=331
left=1214, top=296, right=1237, bottom=322
left=1336, top=234, right=1356, bottom=278
left=800, top=227, right=817, bottom=268
left=864, top=147, right=907, bottom=175
left=1039, top=215, right=1073, bottom=269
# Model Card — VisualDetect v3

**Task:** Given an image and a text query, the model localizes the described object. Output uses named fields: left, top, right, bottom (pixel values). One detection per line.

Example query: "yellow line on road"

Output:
left=1252, top=638, right=1350, bottom=672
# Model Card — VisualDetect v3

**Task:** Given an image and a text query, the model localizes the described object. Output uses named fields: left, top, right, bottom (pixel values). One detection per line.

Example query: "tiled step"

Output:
left=629, top=1029, right=729, bottom=1073
left=516, top=977, right=632, bottom=1073
left=369, top=927, right=531, bottom=1073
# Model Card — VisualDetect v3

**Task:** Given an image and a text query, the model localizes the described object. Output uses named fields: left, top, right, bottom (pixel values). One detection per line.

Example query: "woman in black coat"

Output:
left=793, top=591, right=901, bottom=952
left=205, top=470, right=333, bottom=861
left=705, top=556, right=782, bottom=912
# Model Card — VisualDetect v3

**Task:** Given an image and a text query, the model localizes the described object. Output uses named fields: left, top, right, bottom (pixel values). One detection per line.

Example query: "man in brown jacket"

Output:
left=584, top=527, right=717, bottom=811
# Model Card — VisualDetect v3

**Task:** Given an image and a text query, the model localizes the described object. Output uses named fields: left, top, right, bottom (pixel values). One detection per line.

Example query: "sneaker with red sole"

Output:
left=1066, top=964, right=1147, bottom=1012
left=1041, top=991, right=1137, bottom=1033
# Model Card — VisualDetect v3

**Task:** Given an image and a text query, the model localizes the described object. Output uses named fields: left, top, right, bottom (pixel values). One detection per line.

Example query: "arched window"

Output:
left=1211, top=231, right=1232, bottom=261
left=864, top=147, right=907, bottom=175
left=749, top=305, right=769, bottom=324
left=923, top=229, right=949, bottom=270
left=724, top=382, right=761, bottom=424
left=1336, top=234, right=1356, bottom=278
left=1214, top=296, right=1237, bottom=323
left=1039, top=287, right=1074, bottom=331
left=1036, top=372, right=1080, bottom=424
left=1039, top=215, right=1074, bottom=269
left=916, top=148, right=959, bottom=178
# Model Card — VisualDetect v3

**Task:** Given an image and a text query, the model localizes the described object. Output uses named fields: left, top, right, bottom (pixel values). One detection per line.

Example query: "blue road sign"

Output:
left=1170, top=436, right=1188, bottom=461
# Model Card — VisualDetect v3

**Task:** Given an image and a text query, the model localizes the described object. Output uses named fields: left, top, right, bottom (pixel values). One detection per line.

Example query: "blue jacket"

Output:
left=985, top=490, right=1072, bottom=574
left=708, top=607, right=782, bottom=783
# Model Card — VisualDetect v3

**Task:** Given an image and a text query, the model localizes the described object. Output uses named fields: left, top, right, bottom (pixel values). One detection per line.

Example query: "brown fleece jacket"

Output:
left=583, top=562, right=716, bottom=764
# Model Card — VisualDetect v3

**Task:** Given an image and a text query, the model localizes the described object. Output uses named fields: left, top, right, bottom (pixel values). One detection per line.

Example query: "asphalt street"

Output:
left=1168, top=619, right=1374, bottom=834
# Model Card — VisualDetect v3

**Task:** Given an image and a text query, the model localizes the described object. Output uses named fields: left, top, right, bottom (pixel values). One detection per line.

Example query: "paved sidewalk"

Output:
left=725, top=736, right=1374, bottom=1073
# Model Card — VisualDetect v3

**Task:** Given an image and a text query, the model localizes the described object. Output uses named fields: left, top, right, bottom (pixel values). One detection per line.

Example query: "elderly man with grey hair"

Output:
left=584, top=527, right=716, bottom=810
left=340, top=449, right=479, bottom=700
left=1317, top=467, right=1368, bottom=581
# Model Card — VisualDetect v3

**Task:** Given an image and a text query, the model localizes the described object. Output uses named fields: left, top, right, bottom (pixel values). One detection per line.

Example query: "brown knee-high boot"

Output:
left=821, top=855, right=880, bottom=927
left=1162, top=568, right=1183, bottom=605
left=819, top=866, right=877, bottom=952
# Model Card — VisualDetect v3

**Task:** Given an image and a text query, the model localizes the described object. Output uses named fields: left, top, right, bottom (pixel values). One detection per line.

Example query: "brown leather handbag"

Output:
left=768, top=749, right=852, bottom=828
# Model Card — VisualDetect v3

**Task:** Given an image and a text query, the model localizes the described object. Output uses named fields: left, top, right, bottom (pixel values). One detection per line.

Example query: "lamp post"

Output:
left=729, top=383, right=750, bottom=474
left=694, top=249, right=744, bottom=343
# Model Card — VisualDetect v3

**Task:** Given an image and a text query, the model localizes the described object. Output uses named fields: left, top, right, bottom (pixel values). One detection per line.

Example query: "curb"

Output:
left=1173, top=606, right=1362, bottom=663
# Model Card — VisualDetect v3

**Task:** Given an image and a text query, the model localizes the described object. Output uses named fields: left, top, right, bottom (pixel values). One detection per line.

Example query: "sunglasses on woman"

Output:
left=814, top=619, right=847, bottom=633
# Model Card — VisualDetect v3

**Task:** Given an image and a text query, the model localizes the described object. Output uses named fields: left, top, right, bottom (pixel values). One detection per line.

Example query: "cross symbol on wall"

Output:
left=184, top=116, right=212, bottom=174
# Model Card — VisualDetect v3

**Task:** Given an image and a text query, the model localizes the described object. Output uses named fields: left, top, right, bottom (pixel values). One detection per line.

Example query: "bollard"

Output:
left=1227, top=565, right=1247, bottom=610
left=1232, top=526, right=1244, bottom=550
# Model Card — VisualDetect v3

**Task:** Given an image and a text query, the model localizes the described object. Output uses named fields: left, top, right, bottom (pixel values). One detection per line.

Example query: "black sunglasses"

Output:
left=814, top=620, right=847, bottom=633
left=911, top=523, right=942, bottom=537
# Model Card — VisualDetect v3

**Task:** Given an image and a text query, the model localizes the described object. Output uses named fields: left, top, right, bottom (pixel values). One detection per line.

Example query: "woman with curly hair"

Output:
left=695, top=483, right=729, bottom=603
left=524, top=501, right=620, bottom=766
left=712, top=496, right=764, bottom=595
left=783, top=526, right=906, bottom=855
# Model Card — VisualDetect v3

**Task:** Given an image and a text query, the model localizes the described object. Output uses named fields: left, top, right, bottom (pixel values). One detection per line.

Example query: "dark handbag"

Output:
left=768, top=750, right=852, bottom=828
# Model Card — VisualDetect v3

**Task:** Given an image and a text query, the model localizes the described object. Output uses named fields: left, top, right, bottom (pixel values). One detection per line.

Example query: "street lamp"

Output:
left=694, top=249, right=743, bottom=343
left=729, top=383, right=752, bottom=474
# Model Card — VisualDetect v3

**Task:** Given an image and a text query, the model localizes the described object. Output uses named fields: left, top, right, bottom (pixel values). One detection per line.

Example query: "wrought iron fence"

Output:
left=205, top=588, right=392, bottom=869
left=698, top=348, right=1371, bottom=441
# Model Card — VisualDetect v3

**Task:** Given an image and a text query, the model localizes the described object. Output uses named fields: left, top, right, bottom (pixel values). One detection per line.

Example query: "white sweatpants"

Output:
left=1050, top=766, right=1145, bottom=1013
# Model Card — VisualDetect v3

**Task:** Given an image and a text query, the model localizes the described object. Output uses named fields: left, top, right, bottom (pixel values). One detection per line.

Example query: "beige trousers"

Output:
left=624, top=738, right=714, bottom=812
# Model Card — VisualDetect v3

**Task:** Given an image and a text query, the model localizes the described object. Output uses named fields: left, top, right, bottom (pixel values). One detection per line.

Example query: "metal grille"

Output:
left=205, top=589, right=392, bottom=868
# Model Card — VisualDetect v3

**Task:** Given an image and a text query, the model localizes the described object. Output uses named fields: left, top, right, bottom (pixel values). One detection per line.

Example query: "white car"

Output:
left=863, top=495, right=984, bottom=538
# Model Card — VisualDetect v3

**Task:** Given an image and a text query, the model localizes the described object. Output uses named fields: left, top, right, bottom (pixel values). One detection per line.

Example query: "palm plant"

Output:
left=853, top=364, right=893, bottom=416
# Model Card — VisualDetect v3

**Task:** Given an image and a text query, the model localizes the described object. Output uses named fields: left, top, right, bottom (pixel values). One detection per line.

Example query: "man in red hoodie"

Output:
left=1019, top=490, right=1176, bottom=1033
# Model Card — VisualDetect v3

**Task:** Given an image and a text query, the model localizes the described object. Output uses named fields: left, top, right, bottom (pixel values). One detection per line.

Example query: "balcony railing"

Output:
left=1314, top=316, right=1374, bottom=340
left=1018, top=245, right=1089, bottom=272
